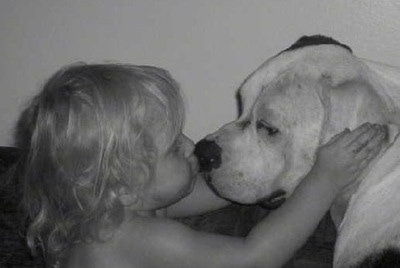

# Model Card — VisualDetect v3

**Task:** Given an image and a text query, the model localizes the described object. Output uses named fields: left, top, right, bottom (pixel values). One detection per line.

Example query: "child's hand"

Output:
left=313, top=122, right=387, bottom=191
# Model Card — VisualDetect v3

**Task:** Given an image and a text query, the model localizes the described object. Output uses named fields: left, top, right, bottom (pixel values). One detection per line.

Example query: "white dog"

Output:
left=194, top=35, right=400, bottom=268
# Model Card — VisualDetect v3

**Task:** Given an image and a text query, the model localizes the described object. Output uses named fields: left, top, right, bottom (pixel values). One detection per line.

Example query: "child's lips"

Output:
left=192, top=157, right=199, bottom=174
left=190, top=155, right=199, bottom=174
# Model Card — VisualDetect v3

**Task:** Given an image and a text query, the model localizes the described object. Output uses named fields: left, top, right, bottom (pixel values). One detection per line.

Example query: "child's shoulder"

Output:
left=121, top=215, right=196, bottom=247
left=65, top=216, right=195, bottom=268
left=120, top=216, right=201, bottom=266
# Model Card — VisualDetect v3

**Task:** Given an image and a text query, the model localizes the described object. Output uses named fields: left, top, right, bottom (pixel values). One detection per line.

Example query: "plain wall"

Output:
left=1, top=0, right=400, bottom=145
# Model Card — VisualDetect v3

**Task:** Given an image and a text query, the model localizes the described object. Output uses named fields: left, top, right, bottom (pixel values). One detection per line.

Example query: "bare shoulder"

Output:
left=64, top=217, right=247, bottom=268
left=113, top=216, right=203, bottom=268
left=120, top=216, right=200, bottom=253
left=61, top=217, right=185, bottom=268
left=120, top=216, right=248, bottom=268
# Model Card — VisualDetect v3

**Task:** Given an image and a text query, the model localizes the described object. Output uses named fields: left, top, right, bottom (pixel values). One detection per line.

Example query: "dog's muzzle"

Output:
left=194, top=139, right=222, bottom=172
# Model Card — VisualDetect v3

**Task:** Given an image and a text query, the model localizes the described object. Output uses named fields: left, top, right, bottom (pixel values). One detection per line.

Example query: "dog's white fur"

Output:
left=203, top=44, right=400, bottom=267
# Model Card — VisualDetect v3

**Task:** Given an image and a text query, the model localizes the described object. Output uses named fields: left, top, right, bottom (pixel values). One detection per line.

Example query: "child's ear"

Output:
left=118, top=188, right=139, bottom=207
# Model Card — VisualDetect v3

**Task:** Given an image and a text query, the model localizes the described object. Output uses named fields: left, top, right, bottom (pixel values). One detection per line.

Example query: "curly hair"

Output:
left=16, top=63, right=185, bottom=264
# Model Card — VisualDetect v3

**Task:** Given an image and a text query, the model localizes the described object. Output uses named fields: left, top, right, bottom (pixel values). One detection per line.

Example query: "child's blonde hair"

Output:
left=16, top=63, right=185, bottom=263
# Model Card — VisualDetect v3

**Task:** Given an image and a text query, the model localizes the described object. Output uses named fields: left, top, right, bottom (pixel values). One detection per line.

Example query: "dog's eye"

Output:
left=256, top=120, right=279, bottom=136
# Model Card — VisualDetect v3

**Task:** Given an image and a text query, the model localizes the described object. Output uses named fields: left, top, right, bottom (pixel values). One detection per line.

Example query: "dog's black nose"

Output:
left=194, top=139, right=222, bottom=172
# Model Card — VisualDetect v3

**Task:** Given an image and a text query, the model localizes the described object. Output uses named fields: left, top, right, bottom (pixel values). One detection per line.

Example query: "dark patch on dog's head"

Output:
left=352, top=248, right=400, bottom=268
left=282, top=34, right=352, bottom=54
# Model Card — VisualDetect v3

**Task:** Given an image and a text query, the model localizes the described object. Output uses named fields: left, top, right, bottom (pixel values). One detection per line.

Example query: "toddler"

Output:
left=18, top=63, right=386, bottom=268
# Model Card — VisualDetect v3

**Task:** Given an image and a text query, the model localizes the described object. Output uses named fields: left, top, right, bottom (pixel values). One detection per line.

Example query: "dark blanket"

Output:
left=0, top=147, right=44, bottom=267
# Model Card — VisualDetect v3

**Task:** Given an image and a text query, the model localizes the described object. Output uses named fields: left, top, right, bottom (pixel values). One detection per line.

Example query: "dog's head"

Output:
left=195, top=35, right=389, bottom=206
left=196, top=73, right=325, bottom=206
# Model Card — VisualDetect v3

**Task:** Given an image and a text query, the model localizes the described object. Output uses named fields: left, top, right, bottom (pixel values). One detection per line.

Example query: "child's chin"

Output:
left=175, top=184, right=194, bottom=202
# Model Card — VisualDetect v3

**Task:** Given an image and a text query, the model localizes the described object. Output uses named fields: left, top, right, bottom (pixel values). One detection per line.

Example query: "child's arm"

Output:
left=161, top=173, right=230, bottom=218
left=140, top=123, right=386, bottom=268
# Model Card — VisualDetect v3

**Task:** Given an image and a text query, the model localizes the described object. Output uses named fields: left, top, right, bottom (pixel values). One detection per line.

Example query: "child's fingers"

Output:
left=357, top=147, right=380, bottom=172
left=340, top=123, right=374, bottom=145
left=325, top=128, right=350, bottom=145
left=354, top=137, right=386, bottom=174
left=355, top=141, right=384, bottom=173
left=348, top=125, right=382, bottom=153
left=354, top=128, right=387, bottom=157
left=347, top=125, right=385, bottom=153
left=366, top=129, right=387, bottom=149
left=361, top=135, right=386, bottom=160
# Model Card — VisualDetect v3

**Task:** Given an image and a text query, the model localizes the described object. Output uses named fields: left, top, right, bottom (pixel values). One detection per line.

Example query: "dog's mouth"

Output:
left=258, top=190, right=287, bottom=210
left=203, top=172, right=212, bottom=183
left=203, top=173, right=223, bottom=198
left=203, top=173, right=286, bottom=209
left=202, top=173, right=246, bottom=203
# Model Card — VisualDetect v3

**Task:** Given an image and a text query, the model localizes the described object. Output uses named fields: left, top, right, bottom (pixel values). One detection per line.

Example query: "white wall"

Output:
left=1, top=0, right=400, bottom=145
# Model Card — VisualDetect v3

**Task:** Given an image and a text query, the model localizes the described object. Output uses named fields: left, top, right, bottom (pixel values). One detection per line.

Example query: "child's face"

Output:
left=145, top=134, right=198, bottom=208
